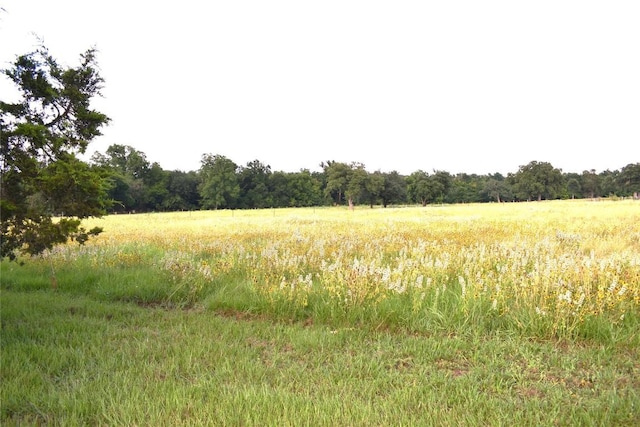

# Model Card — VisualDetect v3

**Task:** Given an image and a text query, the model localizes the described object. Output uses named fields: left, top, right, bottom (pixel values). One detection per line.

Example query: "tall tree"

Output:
left=581, top=169, right=600, bottom=199
left=91, top=144, right=155, bottom=211
left=363, top=170, right=385, bottom=208
left=142, top=162, right=169, bottom=211
left=344, top=163, right=368, bottom=209
left=1, top=45, right=109, bottom=260
left=286, top=170, right=323, bottom=207
left=598, top=170, right=619, bottom=197
left=482, top=173, right=511, bottom=203
left=448, top=173, right=482, bottom=203
left=102, top=144, right=150, bottom=179
left=618, top=163, right=640, bottom=197
left=199, top=154, right=239, bottom=209
left=164, top=170, right=200, bottom=210
left=431, top=170, right=452, bottom=203
left=268, top=171, right=291, bottom=208
left=565, top=173, right=582, bottom=199
left=380, top=171, right=407, bottom=207
left=238, top=160, right=272, bottom=209
left=509, top=161, right=564, bottom=201
left=406, top=170, right=432, bottom=206
left=322, top=161, right=351, bottom=205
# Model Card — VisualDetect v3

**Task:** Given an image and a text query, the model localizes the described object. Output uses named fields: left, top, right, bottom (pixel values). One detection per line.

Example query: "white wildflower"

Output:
left=535, top=306, right=547, bottom=317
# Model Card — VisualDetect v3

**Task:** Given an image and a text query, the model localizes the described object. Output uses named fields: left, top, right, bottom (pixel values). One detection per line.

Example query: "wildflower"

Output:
left=559, top=290, right=572, bottom=303
left=459, top=276, right=467, bottom=298
left=535, top=307, right=547, bottom=316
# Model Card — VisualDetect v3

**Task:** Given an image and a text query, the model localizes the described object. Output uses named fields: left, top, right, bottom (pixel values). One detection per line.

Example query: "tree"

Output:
left=618, top=163, right=640, bottom=197
left=380, top=171, right=407, bottom=207
left=406, top=170, right=432, bottom=206
left=268, top=171, right=291, bottom=208
left=599, top=170, right=619, bottom=197
left=94, top=144, right=151, bottom=179
left=199, top=154, right=239, bottom=209
left=406, top=170, right=451, bottom=206
left=431, top=170, right=452, bottom=203
left=91, top=144, right=157, bottom=211
left=363, top=170, right=385, bottom=208
left=344, top=163, right=368, bottom=209
left=1, top=45, right=109, bottom=260
left=447, top=173, right=483, bottom=204
left=482, top=173, right=511, bottom=203
left=509, top=161, right=564, bottom=201
left=565, top=174, right=582, bottom=199
left=143, top=162, right=169, bottom=211
left=238, top=160, right=272, bottom=209
left=322, top=161, right=351, bottom=205
left=581, top=169, right=600, bottom=199
left=164, top=170, right=200, bottom=210
left=285, top=170, right=323, bottom=207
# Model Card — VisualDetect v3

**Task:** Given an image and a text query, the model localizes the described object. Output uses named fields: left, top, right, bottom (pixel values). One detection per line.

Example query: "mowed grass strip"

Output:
left=2, top=289, right=639, bottom=426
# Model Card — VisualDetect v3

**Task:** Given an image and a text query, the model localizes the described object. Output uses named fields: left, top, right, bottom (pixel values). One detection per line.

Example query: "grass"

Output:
left=2, top=290, right=638, bottom=426
left=2, top=200, right=640, bottom=424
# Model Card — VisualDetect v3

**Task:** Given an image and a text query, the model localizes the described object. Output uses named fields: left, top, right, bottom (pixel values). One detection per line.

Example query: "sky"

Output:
left=1, top=1, right=639, bottom=176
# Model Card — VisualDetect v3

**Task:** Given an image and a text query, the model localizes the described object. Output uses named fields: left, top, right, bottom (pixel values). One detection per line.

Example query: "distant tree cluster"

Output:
left=89, top=146, right=640, bottom=213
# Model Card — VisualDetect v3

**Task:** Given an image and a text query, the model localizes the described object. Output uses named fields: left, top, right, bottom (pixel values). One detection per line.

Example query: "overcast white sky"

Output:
left=1, top=1, right=639, bottom=175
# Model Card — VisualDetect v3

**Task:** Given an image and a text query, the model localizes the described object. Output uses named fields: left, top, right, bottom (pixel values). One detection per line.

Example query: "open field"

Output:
left=2, top=200, right=640, bottom=425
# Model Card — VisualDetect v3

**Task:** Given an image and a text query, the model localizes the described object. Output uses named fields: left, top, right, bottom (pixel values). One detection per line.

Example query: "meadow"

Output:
left=2, top=200, right=639, bottom=425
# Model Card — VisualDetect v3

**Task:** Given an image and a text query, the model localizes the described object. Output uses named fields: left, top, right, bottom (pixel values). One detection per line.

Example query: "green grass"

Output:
left=2, top=289, right=639, bottom=426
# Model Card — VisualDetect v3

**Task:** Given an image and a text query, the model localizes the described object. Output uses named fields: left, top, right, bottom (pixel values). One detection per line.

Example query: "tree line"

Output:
left=89, top=144, right=640, bottom=213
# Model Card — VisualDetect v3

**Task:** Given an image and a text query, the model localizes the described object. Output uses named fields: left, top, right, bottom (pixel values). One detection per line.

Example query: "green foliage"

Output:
left=164, top=170, right=200, bottom=210
left=345, top=163, right=367, bottom=206
left=322, top=160, right=352, bottom=205
left=238, top=160, right=273, bottom=209
left=198, top=154, right=240, bottom=209
left=509, top=161, right=564, bottom=201
left=406, top=170, right=447, bottom=205
left=581, top=169, right=600, bottom=198
left=1, top=44, right=110, bottom=260
left=618, top=163, right=640, bottom=196
left=379, top=171, right=407, bottom=207
left=87, top=143, right=638, bottom=211
left=91, top=144, right=171, bottom=212
left=280, top=169, right=324, bottom=207
left=321, top=161, right=389, bottom=208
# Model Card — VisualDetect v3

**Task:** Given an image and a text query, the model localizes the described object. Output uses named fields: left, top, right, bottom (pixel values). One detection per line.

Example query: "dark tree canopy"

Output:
left=509, top=161, right=564, bottom=201
left=322, top=161, right=351, bottom=205
left=199, top=154, right=240, bottom=210
left=1, top=45, right=109, bottom=260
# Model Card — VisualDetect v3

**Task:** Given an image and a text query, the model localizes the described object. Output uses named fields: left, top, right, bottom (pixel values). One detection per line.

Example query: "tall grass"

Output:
left=3, top=200, right=639, bottom=341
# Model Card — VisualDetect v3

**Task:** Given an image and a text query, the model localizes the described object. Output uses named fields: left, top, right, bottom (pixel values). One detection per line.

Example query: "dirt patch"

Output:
left=435, top=358, right=470, bottom=378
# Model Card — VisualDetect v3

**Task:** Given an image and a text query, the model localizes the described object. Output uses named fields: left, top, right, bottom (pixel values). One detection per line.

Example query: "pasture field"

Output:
left=2, top=200, right=639, bottom=425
